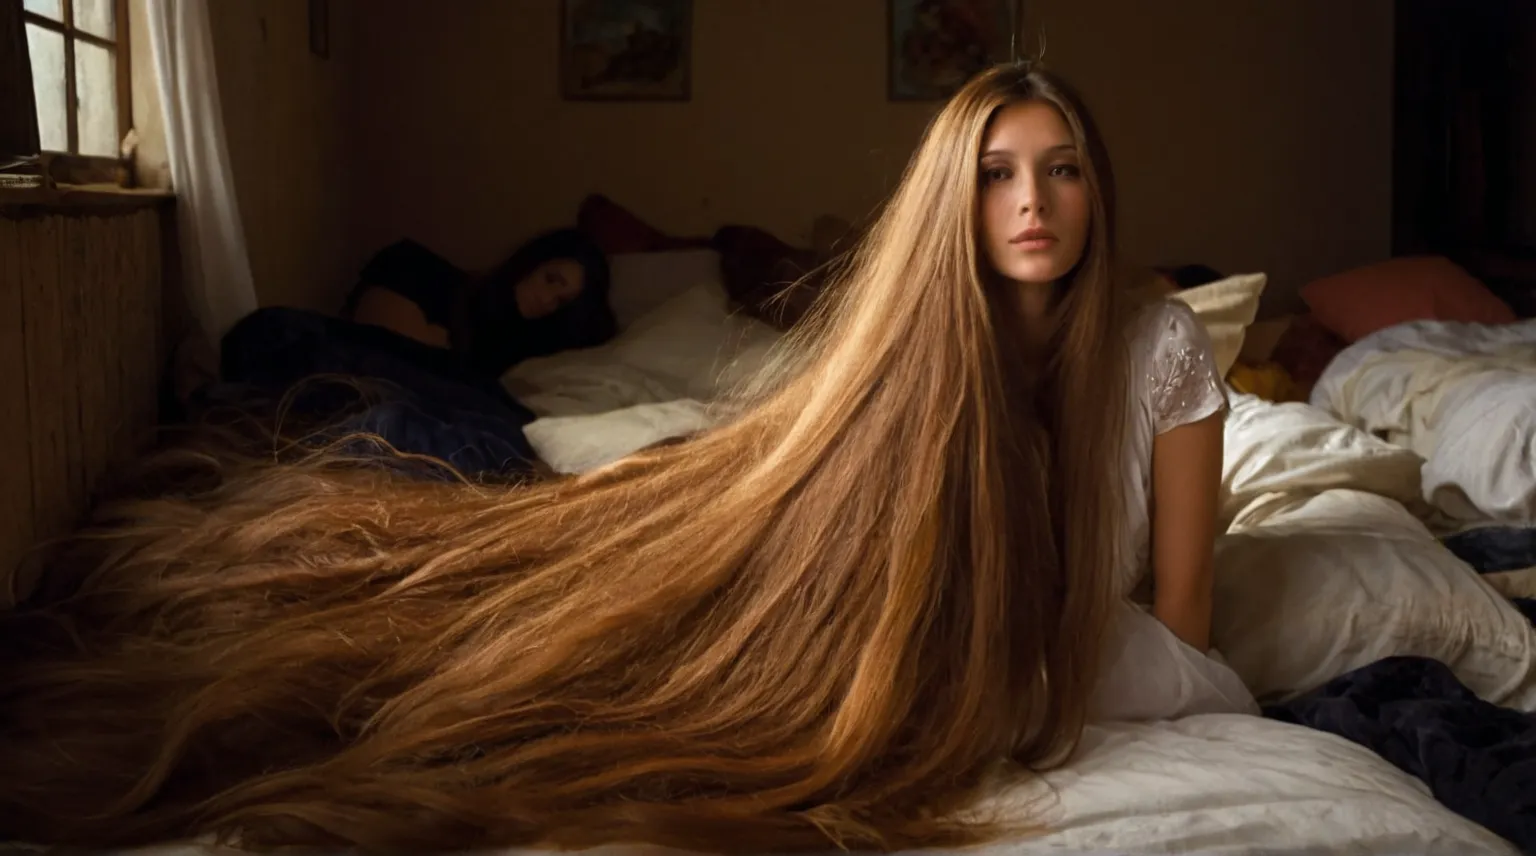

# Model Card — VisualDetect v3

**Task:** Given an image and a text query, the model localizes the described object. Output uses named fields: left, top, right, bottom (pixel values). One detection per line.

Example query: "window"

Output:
left=22, top=0, right=130, bottom=159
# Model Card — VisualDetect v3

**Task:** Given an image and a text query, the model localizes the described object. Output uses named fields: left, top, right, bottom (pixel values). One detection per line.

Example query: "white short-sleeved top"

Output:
left=1117, top=298, right=1228, bottom=600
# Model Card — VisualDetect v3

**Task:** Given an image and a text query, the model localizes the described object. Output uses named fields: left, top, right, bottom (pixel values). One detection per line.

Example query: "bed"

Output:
left=1308, top=317, right=1536, bottom=530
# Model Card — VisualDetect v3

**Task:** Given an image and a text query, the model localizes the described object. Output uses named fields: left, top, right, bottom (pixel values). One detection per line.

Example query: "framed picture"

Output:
left=888, top=0, right=1015, bottom=101
left=561, top=0, right=692, bottom=101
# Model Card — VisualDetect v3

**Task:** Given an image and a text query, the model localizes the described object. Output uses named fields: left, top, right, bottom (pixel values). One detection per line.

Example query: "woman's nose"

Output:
left=1017, top=179, right=1047, bottom=215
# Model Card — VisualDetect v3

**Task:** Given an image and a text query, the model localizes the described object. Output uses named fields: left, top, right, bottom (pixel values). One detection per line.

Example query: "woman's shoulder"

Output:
left=1127, top=296, right=1209, bottom=356
left=1126, top=297, right=1227, bottom=431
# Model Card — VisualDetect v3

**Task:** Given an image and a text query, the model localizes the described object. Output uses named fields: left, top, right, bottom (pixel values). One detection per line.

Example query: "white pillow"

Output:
left=524, top=400, right=715, bottom=474
left=606, top=280, right=782, bottom=401
left=1211, top=488, right=1536, bottom=710
left=607, top=249, right=723, bottom=330
left=504, top=279, right=782, bottom=417
left=1221, top=390, right=1425, bottom=528
left=1171, top=272, right=1268, bottom=376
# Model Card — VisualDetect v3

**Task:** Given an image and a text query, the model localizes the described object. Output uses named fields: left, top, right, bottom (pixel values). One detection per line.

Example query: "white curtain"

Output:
left=145, top=0, right=257, bottom=342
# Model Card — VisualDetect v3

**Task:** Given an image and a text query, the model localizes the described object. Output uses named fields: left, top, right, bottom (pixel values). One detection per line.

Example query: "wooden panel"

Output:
left=74, top=216, right=110, bottom=500
left=1, top=203, right=165, bottom=605
left=17, top=215, right=77, bottom=546
left=122, top=208, right=162, bottom=453
left=0, top=217, right=34, bottom=602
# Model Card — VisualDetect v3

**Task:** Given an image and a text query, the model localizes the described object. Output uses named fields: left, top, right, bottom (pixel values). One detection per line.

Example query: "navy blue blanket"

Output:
left=210, top=307, right=540, bottom=480
left=1444, top=526, right=1536, bottom=575
left=1266, top=656, right=1536, bottom=851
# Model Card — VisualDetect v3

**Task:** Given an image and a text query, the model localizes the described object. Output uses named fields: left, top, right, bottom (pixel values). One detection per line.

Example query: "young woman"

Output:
left=346, top=228, right=617, bottom=377
left=971, top=78, right=1250, bottom=722
left=0, top=64, right=1251, bottom=852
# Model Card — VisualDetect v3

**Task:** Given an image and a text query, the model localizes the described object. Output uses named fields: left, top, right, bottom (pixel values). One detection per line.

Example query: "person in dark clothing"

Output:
left=197, top=230, right=615, bottom=480
left=345, top=229, right=617, bottom=378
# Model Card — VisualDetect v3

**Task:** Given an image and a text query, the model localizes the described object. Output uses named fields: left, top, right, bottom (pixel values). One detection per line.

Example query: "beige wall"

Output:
left=209, top=0, right=355, bottom=311
left=333, top=0, right=1394, bottom=315
left=1027, top=0, right=1394, bottom=313
left=1512, top=1, right=1536, bottom=249
left=346, top=0, right=938, bottom=275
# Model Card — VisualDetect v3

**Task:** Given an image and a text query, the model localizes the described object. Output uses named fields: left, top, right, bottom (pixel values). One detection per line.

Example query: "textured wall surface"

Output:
left=1, top=204, right=165, bottom=603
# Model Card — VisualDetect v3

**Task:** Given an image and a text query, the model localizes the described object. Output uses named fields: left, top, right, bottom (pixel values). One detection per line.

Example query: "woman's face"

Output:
left=977, top=100, right=1091, bottom=287
left=514, top=259, right=585, bottom=319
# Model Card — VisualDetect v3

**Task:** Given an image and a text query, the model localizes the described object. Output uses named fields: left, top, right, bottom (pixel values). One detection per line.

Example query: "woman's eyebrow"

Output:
left=981, top=142, right=1076, bottom=158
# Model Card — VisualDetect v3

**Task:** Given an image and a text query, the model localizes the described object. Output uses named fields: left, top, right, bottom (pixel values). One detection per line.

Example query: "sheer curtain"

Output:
left=145, top=0, right=256, bottom=342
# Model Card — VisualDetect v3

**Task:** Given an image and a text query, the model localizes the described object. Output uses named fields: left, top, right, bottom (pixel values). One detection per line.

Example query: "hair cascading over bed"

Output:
left=0, top=64, right=1129, bottom=852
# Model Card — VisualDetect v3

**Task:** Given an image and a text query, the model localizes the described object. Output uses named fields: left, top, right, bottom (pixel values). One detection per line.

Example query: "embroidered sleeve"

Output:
left=1148, top=300, right=1227, bottom=435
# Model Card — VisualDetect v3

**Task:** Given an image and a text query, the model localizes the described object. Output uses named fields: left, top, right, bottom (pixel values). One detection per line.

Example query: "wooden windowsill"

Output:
left=0, top=183, right=174, bottom=214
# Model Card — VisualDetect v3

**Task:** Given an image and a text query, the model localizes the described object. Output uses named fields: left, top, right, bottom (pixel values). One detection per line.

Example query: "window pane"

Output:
left=25, top=23, right=67, bottom=152
left=22, top=0, right=62, bottom=22
left=76, top=40, right=119, bottom=157
left=74, top=0, right=115, bottom=40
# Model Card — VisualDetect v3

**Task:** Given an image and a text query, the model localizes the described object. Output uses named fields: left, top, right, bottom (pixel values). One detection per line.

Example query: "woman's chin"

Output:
left=1002, top=262, right=1071, bottom=287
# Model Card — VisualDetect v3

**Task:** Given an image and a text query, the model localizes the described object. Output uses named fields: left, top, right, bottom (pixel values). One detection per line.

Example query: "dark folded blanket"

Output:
left=211, top=307, right=540, bottom=480
left=1265, top=656, right=1536, bottom=851
left=1443, top=526, right=1536, bottom=574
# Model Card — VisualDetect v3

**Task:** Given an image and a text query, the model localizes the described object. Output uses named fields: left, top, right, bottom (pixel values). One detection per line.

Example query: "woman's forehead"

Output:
left=982, top=101, right=1075, bottom=155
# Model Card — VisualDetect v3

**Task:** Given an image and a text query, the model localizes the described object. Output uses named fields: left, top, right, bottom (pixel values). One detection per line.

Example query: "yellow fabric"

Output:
left=1228, top=361, right=1301, bottom=402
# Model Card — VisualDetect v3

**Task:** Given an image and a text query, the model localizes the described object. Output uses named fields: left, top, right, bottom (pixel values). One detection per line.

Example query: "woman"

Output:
left=972, top=79, right=1249, bottom=721
left=346, top=228, right=617, bottom=377
left=0, top=64, right=1250, bottom=852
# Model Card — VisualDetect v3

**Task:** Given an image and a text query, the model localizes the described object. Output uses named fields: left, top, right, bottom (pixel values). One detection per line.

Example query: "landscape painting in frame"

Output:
left=889, top=0, right=1013, bottom=101
left=561, top=0, right=692, bottom=101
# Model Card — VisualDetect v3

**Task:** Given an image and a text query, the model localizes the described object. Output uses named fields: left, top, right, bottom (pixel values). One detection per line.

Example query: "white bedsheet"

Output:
left=30, top=716, right=1511, bottom=856
left=1310, top=318, right=1536, bottom=528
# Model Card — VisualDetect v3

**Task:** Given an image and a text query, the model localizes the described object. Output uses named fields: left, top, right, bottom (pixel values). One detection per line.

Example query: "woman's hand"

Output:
left=1150, top=411, right=1224, bottom=651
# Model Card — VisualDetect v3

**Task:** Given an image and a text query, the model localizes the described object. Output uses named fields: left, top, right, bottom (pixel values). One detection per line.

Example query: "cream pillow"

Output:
left=524, top=400, right=715, bottom=474
left=1220, top=390, right=1425, bottom=528
left=1212, top=488, right=1536, bottom=710
left=1171, top=272, right=1268, bottom=376
left=504, top=280, right=782, bottom=417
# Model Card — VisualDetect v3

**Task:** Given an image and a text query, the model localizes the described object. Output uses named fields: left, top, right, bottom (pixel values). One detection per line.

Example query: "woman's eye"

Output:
left=982, top=166, right=1011, bottom=184
left=1049, top=164, right=1082, bottom=178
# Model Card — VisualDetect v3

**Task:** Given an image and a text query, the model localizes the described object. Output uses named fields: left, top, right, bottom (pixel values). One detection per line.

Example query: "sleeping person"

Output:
left=346, top=227, right=616, bottom=378
left=207, top=230, right=617, bottom=479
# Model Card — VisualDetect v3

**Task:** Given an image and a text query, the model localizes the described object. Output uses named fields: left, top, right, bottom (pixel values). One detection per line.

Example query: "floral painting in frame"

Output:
left=562, top=0, right=692, bottom=101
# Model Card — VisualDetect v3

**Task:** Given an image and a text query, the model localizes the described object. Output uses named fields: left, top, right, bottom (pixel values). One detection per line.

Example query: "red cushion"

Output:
left=576, top=194, right=709, bottom=255
left=1299, top=256, right=1515, bottom=342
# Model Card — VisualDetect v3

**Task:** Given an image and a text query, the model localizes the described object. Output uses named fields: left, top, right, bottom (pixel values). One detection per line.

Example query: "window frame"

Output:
left=21, top=0, right=132, bottom=163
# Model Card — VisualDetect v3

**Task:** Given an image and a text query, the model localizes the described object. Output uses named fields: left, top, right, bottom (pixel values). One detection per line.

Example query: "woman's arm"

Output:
left=1149, top=410, right=1224, bottom=651
left=351, top=286, right=452, bottom=349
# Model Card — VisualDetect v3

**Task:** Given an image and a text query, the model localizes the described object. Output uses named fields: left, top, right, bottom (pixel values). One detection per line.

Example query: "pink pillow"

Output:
left=1299, top=256, right=1515, bottom=343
